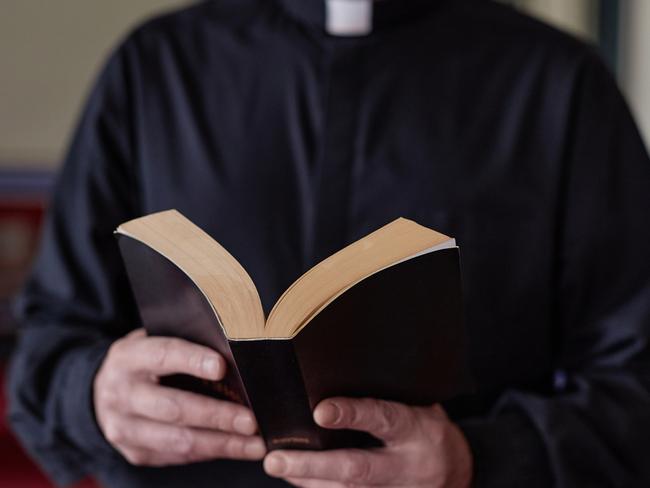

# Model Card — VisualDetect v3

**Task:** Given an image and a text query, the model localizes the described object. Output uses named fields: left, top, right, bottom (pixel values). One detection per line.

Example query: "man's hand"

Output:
left=94, top=329, right=266, bottom=466
left=263, top=398, right=473, bottom=488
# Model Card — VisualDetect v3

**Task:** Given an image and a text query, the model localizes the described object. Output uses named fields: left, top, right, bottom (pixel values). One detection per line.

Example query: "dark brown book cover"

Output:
left=117, top=233, right=472, bottom=451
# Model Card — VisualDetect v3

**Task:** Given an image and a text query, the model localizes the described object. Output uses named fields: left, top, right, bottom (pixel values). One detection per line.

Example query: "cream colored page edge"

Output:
left=115, top=228, right=233, bottom=339
left=266, top=219, right=429, bottom=327
left=261, top=238, right=457, bottom=340
left=265, top=218, right=451, bottom=337
left=117, top=212, right=266, bottom=339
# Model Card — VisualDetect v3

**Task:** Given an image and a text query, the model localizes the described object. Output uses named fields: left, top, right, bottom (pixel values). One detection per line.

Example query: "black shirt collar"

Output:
left=276, top=0, right=451, bottom=36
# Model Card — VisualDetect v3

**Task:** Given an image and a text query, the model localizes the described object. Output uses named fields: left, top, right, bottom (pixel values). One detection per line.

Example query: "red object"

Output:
left=0, top=201, right=46, bottom=299
left=0, top=363, right=99, bottom=488
left=0, top=173, right=96, bottom=485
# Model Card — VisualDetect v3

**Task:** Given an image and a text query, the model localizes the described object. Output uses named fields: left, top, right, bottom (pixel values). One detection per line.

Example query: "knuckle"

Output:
left=187, top=351, right=204, bottom=374
left=152, top=340, right=172, bottom=369
left=378, top=401, right=399, bottom=434
left=101, top=349, right=120, bottom=373
left=155, top=395, right=182, bottom=423
left=174, top=428, right=194, bottom=455
left=346, top=402, right=359, bottom=426
left=434, top=420, right=453, bottom=448
left=187, top=397, right=220, bottom=429
left=177, top=452, right=195, bottom=465
left=223, top=435, right=244, bottom=457
left=110, top=334, right=137, bottom=361
left=344, top=456, right=372, bottom=484
left=287, top=456, right=309, bottom=477
left=209, top=433, right=228, bottom=456
left=217, top=404, right=241, bottom=431
left=123, top=449, right=147, bottom=465
left=431, top=403, right=445, bottom=416
left=103, top=419, right=124, bottom=445
left=217, top=403, right=248, bottom=433
left=108, top=338, right=126, bottom=357
left=214, top=410, right=233, bottom=432
left=97, top=385, right=120, bottom=409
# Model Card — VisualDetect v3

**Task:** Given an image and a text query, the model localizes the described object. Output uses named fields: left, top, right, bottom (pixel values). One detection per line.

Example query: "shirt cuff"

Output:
left=60, top=340, right=116, bottom=456
left=44, top=340, right=117, bottom=486
left=458, top=409, right=553, bottom=487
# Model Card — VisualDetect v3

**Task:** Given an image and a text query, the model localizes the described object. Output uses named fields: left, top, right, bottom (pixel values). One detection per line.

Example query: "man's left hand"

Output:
left=263, top=397, right=473, bottom=488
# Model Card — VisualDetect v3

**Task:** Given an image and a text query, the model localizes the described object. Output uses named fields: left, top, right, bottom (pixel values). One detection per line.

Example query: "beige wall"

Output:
left=619, top=0, right=650, bottom=149
left=510, top=0, right=650, bottom=150
left=0, top=0, right=190, bottom=169
left=500, top=0, right=600, bottom=41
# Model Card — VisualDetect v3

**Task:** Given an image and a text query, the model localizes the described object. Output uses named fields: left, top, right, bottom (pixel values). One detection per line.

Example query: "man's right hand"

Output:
left=94, top=329, right=266, bottom=466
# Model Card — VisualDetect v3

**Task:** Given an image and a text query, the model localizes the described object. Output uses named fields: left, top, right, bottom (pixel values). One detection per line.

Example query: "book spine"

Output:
left=159, top=348, right=249, bottom=407
left=229, top=339, right=327, bottom=451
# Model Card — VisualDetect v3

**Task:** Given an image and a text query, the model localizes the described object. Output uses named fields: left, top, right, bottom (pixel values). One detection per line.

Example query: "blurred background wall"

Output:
left=506, top=0, right=650, bottom=147
left=1, top=0, right=190, bottom=170
left=619, top=0, right=650, bottom=150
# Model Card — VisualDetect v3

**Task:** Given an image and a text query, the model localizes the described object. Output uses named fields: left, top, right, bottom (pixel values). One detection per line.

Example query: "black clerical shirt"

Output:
left=8, top=0, right=650, bottom=487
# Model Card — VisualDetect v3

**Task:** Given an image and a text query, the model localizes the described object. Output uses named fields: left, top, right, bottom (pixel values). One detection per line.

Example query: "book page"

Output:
left=117, top=210, right=266, bottom=339
left=265, top=218, right=454, bottom=338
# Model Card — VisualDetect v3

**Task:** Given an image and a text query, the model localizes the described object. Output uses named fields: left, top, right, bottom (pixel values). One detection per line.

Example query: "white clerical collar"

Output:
left=277, top=0, right=442, bottom=38
left=325, top=0, right=373, bottom=36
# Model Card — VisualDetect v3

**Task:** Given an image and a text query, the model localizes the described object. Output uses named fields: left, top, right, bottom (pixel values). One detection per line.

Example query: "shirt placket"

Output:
left=312, top=40, right=365, bottom=263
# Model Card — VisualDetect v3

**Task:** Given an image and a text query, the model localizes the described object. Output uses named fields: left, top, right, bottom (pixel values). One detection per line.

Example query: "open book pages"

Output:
left=117, top=210, right=456, bottom=339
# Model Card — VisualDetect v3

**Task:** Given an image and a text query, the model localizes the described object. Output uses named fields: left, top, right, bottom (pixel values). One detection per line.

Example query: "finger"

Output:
left=118, top=446, right=177, bottom=467
left=120, top=443, right=265, bottom=467
left=264, top=449, right=397, bottom=485
left=285, top=480, right=403, bottom=488
left=284, top=478, right=348, bottom=488
left=127, top=382, right=258, bottom=434
left=429, top=403, right=450, bottom=420
left=119, top=444, right=218, bottom=467
left=104, top=415, right=266, bottom=461
left=314, top=397, right=415, bottom=443
left=117, top=335, right=226, bottom=380
left=126, top=328, right=147, bottom=339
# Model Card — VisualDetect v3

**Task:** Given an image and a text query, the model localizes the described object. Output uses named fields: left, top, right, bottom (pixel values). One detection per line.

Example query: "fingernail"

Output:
left=233, top=414, right=256, bottom=435
left=202, top=356, right=220, bottom=378
left=314, top=401, right=341, bottom=426
left=265, top=454, right=287, bottom=476
left=245, top=439, right=266, bottom=458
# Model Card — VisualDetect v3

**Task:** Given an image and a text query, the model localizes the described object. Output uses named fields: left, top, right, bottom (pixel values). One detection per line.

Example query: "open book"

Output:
left=116, top=210, right=471, bottom=450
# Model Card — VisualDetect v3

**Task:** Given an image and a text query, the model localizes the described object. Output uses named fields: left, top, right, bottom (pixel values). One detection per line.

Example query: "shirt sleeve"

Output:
left=7, top=39, right=141, bottom=486
left=459, top=52, right=650, bottom=486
